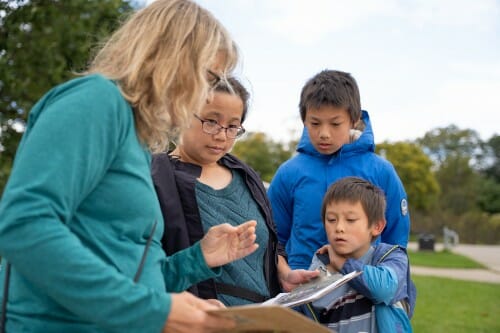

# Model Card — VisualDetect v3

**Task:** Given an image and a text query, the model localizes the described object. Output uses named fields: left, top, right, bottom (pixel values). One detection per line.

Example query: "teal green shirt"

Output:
left=0, top=74, right=219, bottom=332
left=196, top=170, right=270, bottom=305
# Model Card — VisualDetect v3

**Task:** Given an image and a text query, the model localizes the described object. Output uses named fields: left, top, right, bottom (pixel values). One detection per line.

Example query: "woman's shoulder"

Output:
left=42, top=74, right=125, bottom=112
left=53, top=74, right=119, bottom=95
left=27, top=74, right=129, bottom=130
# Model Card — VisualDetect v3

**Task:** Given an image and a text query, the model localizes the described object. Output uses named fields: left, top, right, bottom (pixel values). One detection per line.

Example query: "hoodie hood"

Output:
left=296, top=110, right=375, bottom=158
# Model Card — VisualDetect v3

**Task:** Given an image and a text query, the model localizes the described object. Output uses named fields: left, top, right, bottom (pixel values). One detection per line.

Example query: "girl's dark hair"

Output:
left=215, top=77, right=250, bottom=123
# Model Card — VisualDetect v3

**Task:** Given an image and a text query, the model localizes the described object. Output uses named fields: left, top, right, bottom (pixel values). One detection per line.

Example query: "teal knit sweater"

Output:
left=196, top=170, right=270, bottom=305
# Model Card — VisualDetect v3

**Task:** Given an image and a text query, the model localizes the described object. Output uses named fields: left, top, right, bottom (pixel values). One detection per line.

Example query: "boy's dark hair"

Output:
left=299, top=69, right=361, bottom=123
left=321, top=177, right=386, bottom=227
left=215, top=77, right=250, bottom=123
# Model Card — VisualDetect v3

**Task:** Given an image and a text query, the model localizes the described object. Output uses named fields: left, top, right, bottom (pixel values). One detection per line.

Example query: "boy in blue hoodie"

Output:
left=268, top=69, right=410, bottom=270
left=305, top=177, right=416, bottom=333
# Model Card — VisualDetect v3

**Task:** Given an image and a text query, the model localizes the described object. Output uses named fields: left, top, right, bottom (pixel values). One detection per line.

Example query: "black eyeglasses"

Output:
left=207, top=70, right=222, bottom=88
left=194, top=114, right=245, bottom=139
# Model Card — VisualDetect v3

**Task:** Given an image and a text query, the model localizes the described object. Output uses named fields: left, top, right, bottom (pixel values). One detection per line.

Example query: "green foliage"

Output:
left=483, top=134, right=500, bottom=182
left=415, top=125, right=500, bottom=242
left=477, top=177, right=500, bottom=214
left=0, top=0, right=133, bottom=193
left=478, top=136, right=500, bottom=213
left=232, top=132, right=293, bottom=182
left=408, top=249, right=485, bottom=269
left=377, top=141, right=439, bottom=212
left=455, top=211, right=500, bottom=244
left=435, top=155, right=481, bottom=215
left=417, top=124, right=485, bottom=169
left=412, top=276, right=500, bottom=332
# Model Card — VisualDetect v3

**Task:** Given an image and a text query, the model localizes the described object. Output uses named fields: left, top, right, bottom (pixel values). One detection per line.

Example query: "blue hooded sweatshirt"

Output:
left=268, top=111, right=410, bottom=269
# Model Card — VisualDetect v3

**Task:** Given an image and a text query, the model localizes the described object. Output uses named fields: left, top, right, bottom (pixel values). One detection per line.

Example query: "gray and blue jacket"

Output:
left=307, top=243, right=416, bottom=333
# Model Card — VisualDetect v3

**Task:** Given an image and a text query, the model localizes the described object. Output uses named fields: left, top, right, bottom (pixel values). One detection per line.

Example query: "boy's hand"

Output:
left=280, top=269, right=320, bottom=292
left=316, top=244, right=346, bottom=272
left=277, top=255, right=320, bottom=291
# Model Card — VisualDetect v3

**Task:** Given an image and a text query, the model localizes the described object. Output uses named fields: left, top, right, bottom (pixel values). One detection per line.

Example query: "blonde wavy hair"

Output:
left=87, top=0, right=238, bottom=152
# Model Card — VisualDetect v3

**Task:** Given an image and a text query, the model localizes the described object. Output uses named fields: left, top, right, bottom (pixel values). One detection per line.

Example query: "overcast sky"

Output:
left=145, top=0, right=500, bottom=144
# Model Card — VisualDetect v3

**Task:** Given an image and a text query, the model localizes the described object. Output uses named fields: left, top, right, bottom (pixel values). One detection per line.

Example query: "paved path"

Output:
left=408, top=242, right=500, bottom=284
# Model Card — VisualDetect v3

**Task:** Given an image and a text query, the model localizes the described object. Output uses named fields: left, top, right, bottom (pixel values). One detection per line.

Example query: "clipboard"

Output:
left=208, top=271, right=362, bottom=332
left=208, top=304, right=331, bottom=333
left=263, top=270, right=362, bottom=307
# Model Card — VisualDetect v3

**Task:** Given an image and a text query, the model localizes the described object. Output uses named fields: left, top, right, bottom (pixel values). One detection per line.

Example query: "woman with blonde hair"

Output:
left=0, top=1, right=256, bottom=332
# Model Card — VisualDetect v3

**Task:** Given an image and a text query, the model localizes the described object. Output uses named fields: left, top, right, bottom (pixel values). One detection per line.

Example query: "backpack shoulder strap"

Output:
left=376, top=244, right=400, bottom=264
left=376, top=244, right=416, bottom=318
left=215, top=282, right=267, bottom=303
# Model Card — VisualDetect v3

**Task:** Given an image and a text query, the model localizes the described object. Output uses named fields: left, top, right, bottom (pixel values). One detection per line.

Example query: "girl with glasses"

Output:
left=152, top=77, right=319, bottom=307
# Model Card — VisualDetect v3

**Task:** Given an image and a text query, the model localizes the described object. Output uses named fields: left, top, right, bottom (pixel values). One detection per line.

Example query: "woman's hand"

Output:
left=162, top=292, right=234, bottom=333
left=317, top=244, right=346, bottom=272
left=200, top=220, right=258, bottom=268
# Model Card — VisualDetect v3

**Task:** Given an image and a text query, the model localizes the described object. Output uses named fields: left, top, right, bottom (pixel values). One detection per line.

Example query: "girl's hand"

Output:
left=200, top=220, right=258, bottom=267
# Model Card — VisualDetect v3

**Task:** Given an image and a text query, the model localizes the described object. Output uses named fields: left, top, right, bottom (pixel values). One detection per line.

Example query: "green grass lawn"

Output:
left=408, top=249, right=486, bottom=268
left=409, top=249, right=498, bottom=332
left=412, top=275, right=500, bottom=332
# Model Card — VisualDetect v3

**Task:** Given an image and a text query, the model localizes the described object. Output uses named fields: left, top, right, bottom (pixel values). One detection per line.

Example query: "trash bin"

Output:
left=418, top=233, right=435, bottom=251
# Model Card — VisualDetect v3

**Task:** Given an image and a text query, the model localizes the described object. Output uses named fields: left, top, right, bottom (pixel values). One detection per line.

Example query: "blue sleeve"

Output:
left=268, top=167, right=293, bottom=246
left=341, top=249, right=408, bottom=306
left=0, top=79, right=170, bottom=332
left=380, top=164, right=410, bottom=247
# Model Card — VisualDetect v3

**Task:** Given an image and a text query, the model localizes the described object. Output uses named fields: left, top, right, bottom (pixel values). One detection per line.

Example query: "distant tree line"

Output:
left=232, top=127, right=500, bottom=245
left=1, top=0, right=498, bottom=244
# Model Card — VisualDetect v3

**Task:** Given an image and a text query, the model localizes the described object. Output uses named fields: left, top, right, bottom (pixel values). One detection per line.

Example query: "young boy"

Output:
left=268, top=69, right=410, bottom=270
left=306, top=177, right=416, bottom=333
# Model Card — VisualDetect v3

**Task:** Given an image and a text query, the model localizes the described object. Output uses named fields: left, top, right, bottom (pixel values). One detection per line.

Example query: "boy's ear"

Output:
left=371, top=219, right=386, bottom=237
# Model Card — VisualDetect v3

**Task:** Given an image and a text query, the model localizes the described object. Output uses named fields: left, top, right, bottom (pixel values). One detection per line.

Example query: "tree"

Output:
left=417, top=125, right=490, bottom=214
left=376, top=141, right=440, bottom=212
left=483, top=134, right=500, bottom=182
left=417, top=124, right=485, bottom=169
left=477, top=177, right=500, bottom=214
left=232, top=132, right=293, bottom=182
left=414, top=128, right=500, bottom=242
left=436, top=155, right=482, bottom=215
left=476, top=134, right=500, bottom=214
left=0, top=0, right=133, bottom=193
